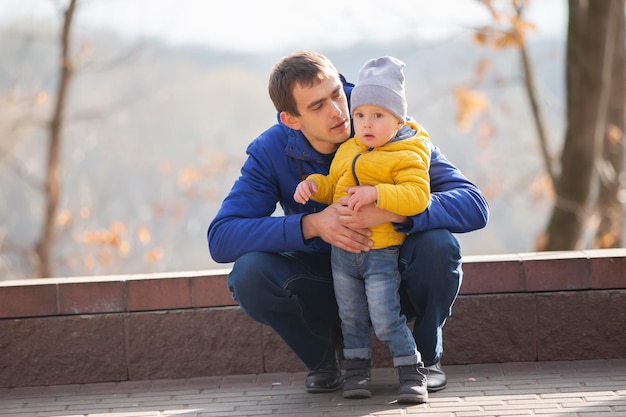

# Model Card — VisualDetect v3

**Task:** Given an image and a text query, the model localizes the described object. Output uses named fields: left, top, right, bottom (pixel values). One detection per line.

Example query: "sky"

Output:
left=0, top=0, right=567, bottom=53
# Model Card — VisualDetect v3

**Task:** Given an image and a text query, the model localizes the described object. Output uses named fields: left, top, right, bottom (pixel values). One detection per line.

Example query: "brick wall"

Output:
left=1, top=250, right=625, bottom=388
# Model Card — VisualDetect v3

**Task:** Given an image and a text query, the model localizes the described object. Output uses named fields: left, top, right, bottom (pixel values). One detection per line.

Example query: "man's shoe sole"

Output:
left=306, top=382, right=342, bottom=393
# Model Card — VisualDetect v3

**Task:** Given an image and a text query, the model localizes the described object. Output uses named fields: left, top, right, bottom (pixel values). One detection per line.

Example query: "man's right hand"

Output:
left=301, top=203, right=373, bottom=253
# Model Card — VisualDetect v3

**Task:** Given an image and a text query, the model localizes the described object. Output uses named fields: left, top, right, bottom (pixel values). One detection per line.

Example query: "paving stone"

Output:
left=0, top=360, right=624, bottom=417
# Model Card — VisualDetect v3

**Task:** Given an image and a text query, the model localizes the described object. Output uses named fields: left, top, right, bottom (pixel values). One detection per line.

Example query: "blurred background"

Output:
left=1, top=0, right=623, bottom=280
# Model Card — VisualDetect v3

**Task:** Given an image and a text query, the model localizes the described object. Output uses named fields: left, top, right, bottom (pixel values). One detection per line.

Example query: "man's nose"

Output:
left=330, top=101, right=343, bottom=117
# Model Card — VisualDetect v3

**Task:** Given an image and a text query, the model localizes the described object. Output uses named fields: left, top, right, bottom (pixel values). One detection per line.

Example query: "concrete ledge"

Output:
left=1, top=250, right=625, bottom=388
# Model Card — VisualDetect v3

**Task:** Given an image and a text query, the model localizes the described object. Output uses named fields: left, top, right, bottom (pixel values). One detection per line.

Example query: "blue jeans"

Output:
left=227, top=229, right=462, bottom=370
left=332, top=245, right=419, bottom=367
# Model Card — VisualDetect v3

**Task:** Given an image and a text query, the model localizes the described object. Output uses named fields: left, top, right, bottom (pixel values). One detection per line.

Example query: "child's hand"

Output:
left=346, top=185, right=377, bottom=212
left=294, top=179, right=318, bottom=204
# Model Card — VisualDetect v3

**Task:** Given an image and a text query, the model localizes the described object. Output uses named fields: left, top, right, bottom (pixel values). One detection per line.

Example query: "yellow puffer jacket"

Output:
left=308, top=120, right=431, bottom=249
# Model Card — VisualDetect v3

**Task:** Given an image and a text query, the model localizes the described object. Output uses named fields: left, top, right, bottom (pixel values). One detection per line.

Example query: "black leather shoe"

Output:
left=420, top=362, right=447, bottom=392
left=305, top=360, right=342, bottom=393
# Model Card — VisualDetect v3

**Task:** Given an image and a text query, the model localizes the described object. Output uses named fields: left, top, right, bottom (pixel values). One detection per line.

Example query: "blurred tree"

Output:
left=473, top=0, right=556, bottom=183
left=470, top=0, right=625, bottom=251
left=35, top=0, right=77, bottom=278
left=0, top=0, right=160, bottom=279
left=541, top=0, right=625, bottom=250
left=594, top=10, right=625, bottom=249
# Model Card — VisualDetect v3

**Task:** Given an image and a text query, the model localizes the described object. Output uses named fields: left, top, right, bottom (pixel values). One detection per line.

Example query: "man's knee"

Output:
left=399, top=229, right=462, bottom=296
left=228, top=252, right=273, bottom=309
left=402, top=229, right=460, bottom=260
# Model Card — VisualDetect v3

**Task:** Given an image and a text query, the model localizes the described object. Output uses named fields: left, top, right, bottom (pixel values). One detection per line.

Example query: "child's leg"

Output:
left=331, top=248, right=371, bottom=360
left=362, top=248, right=428, bottom=404
left=331, top=248, right=372, bottom=399
left=363, top=248, right=419, bottom=364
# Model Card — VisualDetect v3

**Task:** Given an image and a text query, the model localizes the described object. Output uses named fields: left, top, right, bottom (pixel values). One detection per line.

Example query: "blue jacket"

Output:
left=208, top=77, right=489, bottom=263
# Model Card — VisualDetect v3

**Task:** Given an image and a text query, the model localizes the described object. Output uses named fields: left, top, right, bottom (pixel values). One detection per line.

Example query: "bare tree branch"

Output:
left=35, top=0, right=77, bottom=278
left=517, top=32, right=556, bottom=185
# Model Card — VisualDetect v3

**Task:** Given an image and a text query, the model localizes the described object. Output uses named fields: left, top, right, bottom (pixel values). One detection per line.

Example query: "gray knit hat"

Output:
left=350, top=56, right=407, bottom=122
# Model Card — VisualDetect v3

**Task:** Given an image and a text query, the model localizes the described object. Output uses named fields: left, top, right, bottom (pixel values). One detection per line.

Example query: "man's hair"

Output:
left=268, top=50, right=338, bottom=116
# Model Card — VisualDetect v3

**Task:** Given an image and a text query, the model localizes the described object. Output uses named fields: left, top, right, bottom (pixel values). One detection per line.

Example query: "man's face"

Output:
left=287, top=72, right=351, bottom=154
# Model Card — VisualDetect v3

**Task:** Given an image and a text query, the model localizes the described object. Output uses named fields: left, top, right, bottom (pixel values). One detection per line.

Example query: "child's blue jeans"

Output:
left=332, top=245, right=420, bottom=367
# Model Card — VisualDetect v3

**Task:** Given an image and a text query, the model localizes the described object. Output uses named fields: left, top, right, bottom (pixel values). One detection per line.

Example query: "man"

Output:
left=207, top=51, right=489, bottom=393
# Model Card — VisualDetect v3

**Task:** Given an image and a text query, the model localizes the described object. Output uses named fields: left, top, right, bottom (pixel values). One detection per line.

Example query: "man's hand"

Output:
left=336, top=196, right=408, bottom=230
left=301, top=203, right=373, bottom=253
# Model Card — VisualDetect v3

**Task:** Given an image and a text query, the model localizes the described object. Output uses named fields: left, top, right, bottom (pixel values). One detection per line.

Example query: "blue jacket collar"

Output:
left=282, top=124, right=332, bottom=164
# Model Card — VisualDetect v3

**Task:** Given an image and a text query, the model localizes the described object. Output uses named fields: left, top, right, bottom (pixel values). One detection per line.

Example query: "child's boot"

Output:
left=397, top=364, right=428, bottom=404
left=342, top=358, right=371, bottom=399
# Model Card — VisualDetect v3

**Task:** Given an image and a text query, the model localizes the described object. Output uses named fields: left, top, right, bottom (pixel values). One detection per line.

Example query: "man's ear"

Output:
left=280, top=111, right=301, bottom=130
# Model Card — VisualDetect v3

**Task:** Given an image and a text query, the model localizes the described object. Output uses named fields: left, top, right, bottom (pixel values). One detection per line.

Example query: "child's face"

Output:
left=352, top=105, right=404, bottom=148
